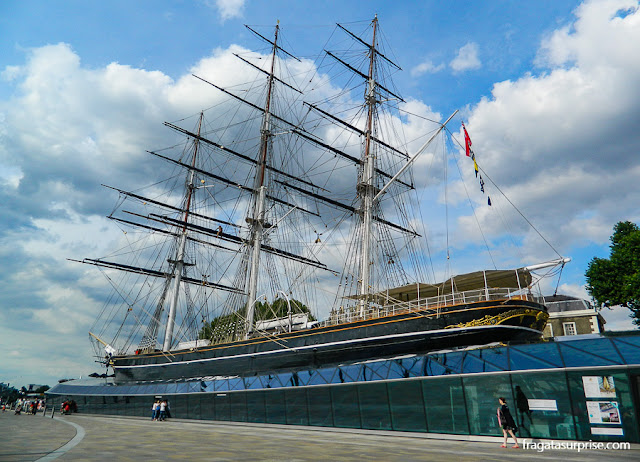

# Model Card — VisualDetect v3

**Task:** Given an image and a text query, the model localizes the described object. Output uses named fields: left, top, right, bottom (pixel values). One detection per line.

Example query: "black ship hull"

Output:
left=112, top=299, right=548, bottom=383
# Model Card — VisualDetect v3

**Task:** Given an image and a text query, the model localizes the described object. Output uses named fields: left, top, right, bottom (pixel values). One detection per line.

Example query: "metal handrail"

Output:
left=323, top=287, right=534, bottom=326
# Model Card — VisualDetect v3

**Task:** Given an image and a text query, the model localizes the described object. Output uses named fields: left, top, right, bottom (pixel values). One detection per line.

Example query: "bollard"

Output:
left=51, top=407, right=55, bottom=418
left=42, top=405, right=47, bottom=417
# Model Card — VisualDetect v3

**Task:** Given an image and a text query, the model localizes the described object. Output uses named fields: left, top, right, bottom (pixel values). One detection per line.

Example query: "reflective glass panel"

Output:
left=388, top=380, right=427, bottom=432
left=424, top=357, right=448, bottom=376
left=139, top=396, right=151, bottom=418
left=289, top=372, right=302, bottom=387
left=441, top=351, right=464, bottom=374
left=365, top=362, right=390, bottom=381
left=228, top=378, right=244, bottom=391
left=311, top=369, right=336, bottom=386
left=89, top=386, right=106, bottom=395
left=423, top=377, right=468, bottom=434
left=200, top=394, right=215, bottom=420
left=259, top=375, right=274, bottom=389
left=613, top=334, right=640, bottom=348
left=558, top=340, right=621, bottom=368
left=307, top=387, right=333, bottom=427
left=265, top=389, right=286, bottom=424
left=395, top=357, right=426, bottom=378
left=163, top=383, right=178, bottom=394
left=197, top=381, right=211, bottom=393
left=141, top=384, right=159, bottom=395
left=295, top=371, right=313, bottom=386
left=273, top=373, right=292, bottom=388
left=463, top=374, right=511, bottom=436
left=331, top=384, right=361, bottom=428
left=358, top=382, right=392, bottom=430
left=509, top=343, right=562, bottom=370
left=115, top=385, right=132, bottom=395
left=176, top=382, right=190, bottom=394
left=246, top=390, right=266, bottom=423
left=242, top=376, right=261, bottom=390
left=510, top=371, right=575, bottom=440
left=339, top=364, right=364, bottom=383
left=189, top=394, right=201, bottom=420
left=173, top=395, right=188, bottom=419
left=566, top=369, right=639, bottom=443
left=285, top=388, right=308, bottom=425
left=214, top=393, right=230, bottom=421
left=186, top=382, right=201, bottom=393
left=470, top=346, right=509, bottom=371
left=214, top=379, right=229, bottom=392
left=461, top=353, right=503, bottom=374
left=426, top=352, right=463, bottom=376
left=613, top=337, right=640, bottom=365
left=229, top=392, right=247, bottom=422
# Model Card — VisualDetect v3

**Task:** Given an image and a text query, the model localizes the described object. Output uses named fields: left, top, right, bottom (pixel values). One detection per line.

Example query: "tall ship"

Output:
left=70, top=18, right=568, bottom=384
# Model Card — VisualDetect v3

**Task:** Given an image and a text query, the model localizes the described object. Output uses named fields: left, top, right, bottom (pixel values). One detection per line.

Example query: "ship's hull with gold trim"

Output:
left=112, top=299, right=548, bottom=383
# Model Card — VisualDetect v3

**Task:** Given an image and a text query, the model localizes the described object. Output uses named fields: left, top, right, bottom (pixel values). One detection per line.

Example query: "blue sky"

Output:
left=1, top=0, right=639, bottom=388
left=0, top=1, right=578, bottom=107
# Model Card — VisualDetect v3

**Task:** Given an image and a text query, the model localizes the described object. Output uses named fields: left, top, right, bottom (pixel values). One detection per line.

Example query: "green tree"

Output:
left=586, top=221, right=640, bottom=327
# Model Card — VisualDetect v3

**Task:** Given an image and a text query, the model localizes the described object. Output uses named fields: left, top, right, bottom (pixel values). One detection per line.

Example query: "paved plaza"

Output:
left=1, top=410, right=638, bottom=461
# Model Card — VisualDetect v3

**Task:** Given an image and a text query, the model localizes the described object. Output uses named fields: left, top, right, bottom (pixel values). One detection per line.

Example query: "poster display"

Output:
left=582, top=376, right=616, bottom=398
left=586, top=401, right=621, bottom=424
left=527, top=399, right=557, bottom=411
left=591, top=427, right=624, bottom=436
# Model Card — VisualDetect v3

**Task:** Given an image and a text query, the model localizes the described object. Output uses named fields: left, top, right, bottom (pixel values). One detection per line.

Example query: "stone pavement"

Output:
left=1, top=410, right=639, bottom=461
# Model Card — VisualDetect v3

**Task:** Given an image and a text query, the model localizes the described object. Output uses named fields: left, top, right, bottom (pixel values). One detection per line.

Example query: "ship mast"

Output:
left=358, top=17, right=379, bottom=316
left=245, top=24, right=280, bottom=338
left=163, top=112, right=203, bottom=351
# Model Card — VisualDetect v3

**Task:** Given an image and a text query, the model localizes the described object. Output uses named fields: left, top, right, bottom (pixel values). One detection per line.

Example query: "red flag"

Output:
left=462, top=121, right=472, bottom=157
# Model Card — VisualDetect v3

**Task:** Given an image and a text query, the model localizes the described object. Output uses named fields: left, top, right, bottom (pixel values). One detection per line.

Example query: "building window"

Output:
left=563, top=322, right=577, bottom=336
left=548, top=323, right=554, bottom=337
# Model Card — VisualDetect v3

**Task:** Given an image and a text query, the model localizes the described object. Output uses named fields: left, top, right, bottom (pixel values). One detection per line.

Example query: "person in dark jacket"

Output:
left=497, top=397, right=519, bottom=448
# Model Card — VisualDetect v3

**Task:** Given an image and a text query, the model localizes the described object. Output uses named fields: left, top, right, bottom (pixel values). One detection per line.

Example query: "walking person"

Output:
left=497, top=397, right=519, bottom=448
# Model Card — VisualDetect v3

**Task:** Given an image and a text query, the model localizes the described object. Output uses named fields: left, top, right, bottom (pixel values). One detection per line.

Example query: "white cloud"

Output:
left=1, top=65, right=21, bottom=81
left=459, top=0, right=640, bottom=260
left=411, top=59, right=445, bottom=77
left=600, top=305, right=637, bottom=331
left=450, top=42, right=481, bottom=72
left=206, top=0, right=246, bottom=21
left=554, top=283, right=585, bottom=300
left=536, top=0, right=640, bottom=70
left=0, top=43, right=226, bottom=386
left=0, top=40, right=340, bottom=385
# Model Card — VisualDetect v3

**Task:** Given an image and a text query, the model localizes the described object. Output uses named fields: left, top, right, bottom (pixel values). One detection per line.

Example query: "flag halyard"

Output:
left=462, top=121, right=491, bottom=206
